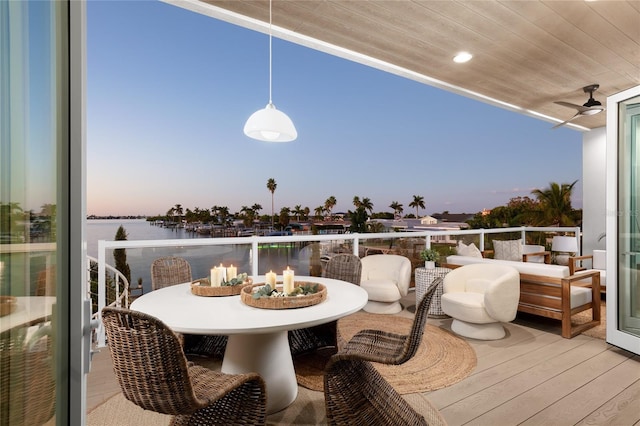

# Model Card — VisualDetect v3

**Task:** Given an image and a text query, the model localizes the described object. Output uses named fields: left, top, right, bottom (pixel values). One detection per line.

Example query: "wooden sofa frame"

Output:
left=442, top=263, right=601, bottom=338
left=568, top=254, right=606, bottom=293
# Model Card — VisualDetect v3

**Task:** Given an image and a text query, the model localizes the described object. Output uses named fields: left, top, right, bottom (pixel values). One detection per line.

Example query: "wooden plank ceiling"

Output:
left=179, top=0, right=640, bottom=130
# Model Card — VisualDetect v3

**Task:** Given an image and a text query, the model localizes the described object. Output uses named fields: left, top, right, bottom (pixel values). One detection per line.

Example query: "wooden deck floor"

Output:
left=87, top=303, right=640, bottom=425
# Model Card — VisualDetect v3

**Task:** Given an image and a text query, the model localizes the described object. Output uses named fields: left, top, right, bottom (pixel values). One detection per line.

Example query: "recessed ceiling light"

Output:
left=453, top=51, right=473, bottom=63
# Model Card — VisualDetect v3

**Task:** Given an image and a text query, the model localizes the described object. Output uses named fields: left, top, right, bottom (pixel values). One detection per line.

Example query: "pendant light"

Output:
left=243, top=0, right=297, bottom=142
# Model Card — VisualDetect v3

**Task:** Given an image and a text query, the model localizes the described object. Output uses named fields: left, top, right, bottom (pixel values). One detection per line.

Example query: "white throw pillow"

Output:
left=493, top=239, right=522, bottom=261
left=457, top=241, right=483, bottom=258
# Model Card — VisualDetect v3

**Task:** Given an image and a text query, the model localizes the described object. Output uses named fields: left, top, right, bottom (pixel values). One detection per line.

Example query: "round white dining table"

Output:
left=129, top=275, right=367, bottom=414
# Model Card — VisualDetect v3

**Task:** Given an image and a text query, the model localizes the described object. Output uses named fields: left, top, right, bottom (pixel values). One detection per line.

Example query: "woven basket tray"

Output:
left=191, top=278, right=253, bottom=297
left=0, top=295, right=17, bottom=317
left=241, top=282, right=326, bottom=309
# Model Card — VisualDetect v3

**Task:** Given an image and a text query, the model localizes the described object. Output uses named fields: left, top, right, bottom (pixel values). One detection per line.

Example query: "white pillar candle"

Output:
left=219, top=263, right=227, bottom=283
left=283, top=267, right=295, bottom=295
left=210, top=267, right=221, bottom=287
left=227, top=265, right=237, bottom=280
left=266, top=270, right=277, bottom=287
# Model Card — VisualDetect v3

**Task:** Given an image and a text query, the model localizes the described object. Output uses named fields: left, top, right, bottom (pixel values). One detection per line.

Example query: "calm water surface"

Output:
left=88, top=219, right=305, bottom=293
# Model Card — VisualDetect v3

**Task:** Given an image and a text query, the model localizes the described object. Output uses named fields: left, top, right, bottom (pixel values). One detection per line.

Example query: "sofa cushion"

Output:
left=446, top=255, right=570, bottom=278
left=569, top=286, right=592, bottom=308
left=576, top=269, right=606, bottom=288
left=593, top=250, right=606, bottom=270
left=493, top=239, right=522, bottom=261
left=456, top=241, right=483, bottom=258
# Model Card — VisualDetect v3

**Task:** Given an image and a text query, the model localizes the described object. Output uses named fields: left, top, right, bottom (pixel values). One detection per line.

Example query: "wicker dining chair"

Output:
left=340, top=278, right=439, bottom=365
left=102, top=307, right=267, bottom=425
left=323, top=282, right=443, bottom=426
left=151, top=256, right=228, bottom=358
left=324, top=254, right=362, bottom=285
left=151, top=256, right=193, bottom=291
left=324, top=354, right=447, bottom=426
left=288, top=254, right=362, bottom=357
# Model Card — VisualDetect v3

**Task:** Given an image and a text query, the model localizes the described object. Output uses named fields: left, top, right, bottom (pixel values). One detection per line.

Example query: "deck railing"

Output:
left=95, top=225, right=580, bottom=346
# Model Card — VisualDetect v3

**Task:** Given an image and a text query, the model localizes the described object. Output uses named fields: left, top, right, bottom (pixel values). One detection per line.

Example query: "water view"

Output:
left=88, top=219, right=319, bottom=294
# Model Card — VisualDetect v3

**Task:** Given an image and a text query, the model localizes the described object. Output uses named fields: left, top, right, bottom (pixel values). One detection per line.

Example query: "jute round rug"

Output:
left=293, top=311, right=476, bottom=394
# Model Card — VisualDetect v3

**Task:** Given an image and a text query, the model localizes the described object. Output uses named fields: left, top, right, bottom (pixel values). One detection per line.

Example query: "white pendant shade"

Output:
left=243, top=0, right=297, bottom=142
left=244, top=102, right=297, bottom=142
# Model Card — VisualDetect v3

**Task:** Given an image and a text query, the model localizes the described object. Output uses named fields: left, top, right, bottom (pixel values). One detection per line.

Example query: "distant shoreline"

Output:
left=87, top=215, right=147, bottom=220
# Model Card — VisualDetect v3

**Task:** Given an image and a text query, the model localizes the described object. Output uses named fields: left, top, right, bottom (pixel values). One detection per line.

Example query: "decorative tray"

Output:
left=190, top=277, right=253, bottom=297
left=240, top=282, right=326, bottom=310
left=0, top=295, right=17, bottom=317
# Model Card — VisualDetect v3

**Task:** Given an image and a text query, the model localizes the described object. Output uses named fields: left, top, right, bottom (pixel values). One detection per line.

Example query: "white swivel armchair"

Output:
left=360, top=254, right=412, bottom=314
left=441, top=263, right=520, bottom=340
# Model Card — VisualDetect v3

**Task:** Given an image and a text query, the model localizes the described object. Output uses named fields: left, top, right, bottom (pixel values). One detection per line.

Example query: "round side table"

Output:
left=415, top=266, right=451, bottom=318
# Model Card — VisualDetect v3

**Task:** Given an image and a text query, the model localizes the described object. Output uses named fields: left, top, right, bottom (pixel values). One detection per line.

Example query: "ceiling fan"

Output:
left=552, top=84, right=605, bottom=129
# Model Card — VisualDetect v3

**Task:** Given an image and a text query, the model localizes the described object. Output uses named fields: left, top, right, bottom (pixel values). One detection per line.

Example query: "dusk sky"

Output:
left=86, top=0, right=583, bottom=218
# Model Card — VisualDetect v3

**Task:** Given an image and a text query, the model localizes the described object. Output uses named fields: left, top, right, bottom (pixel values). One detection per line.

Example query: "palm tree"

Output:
left=267, top=178, right=277, bottom=228
left=279, top=206, right=291, bottom=228
left=173, top=204, right=183, bottom=221
left=353, top=196, right=361, bottom=208
left=217, top=206, right=231, bottom=226
left=409, top=195, right=425, bottom=218
left=389, top=201, right=403, bottom=219
left=165, top=207, right=175, bottom=223
left=531, top=180, right=578, bottom=226
left=251, top=203, right=263, bottom=219
left=240, top=205, right=254, bottom=228
left=361, top=197, right=374, bottom=214
left=293, top=205, right=304, bottom=221
left=314, top=206, right=324, bottom=220
left=324, top=196, right=337, bottom=221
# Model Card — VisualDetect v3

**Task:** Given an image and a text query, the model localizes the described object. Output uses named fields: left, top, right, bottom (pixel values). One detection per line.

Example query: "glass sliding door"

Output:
left=1, top=1, right=86, bottom=424
left=607, top=85, right=640, bottom=355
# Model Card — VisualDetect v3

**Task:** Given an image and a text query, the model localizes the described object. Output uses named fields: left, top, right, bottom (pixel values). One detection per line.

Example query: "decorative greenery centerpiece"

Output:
left=252, top=282, right=320, bottom=299
left=221, top=273, right=250, bottom=286
left=241, top=281, right=327, bottom=309
left=420, top=248, right=440, bottom=263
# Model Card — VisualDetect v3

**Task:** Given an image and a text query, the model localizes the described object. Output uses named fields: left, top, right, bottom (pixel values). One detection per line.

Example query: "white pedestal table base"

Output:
left=221, top=331, right=298, bottom=414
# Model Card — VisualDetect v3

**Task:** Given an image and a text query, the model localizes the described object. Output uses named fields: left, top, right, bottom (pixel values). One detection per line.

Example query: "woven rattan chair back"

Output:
left=289, top=254, right=361, bottom=357
left=151, top=256, right=192, bottom=290
left=341, top=280, right=439, bottom=365
left=401, top=277, right=440, bottom=362
left=324, top=356, right=431, bottom=426
left=102, top=307, right=205, bottom=414
left=102, top=307, right=267, bottom=424
left=324, top=254, right=362, bottom=285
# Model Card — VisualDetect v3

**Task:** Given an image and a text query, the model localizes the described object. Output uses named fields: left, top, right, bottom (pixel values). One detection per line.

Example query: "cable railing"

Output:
left=94, top=225, right=580, bottom=347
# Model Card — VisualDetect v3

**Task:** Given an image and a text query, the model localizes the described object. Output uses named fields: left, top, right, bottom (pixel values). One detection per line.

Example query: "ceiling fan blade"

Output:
left=554, top=101, right=589, bottom=113
left=552, top=113, right=580, bottom=129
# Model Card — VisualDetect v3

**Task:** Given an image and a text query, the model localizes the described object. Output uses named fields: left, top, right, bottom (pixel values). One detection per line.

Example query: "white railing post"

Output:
left=252, top=237, right=259, bottom=276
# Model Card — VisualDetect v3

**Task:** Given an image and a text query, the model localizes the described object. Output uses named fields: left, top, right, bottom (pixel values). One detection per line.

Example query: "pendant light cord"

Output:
left=269, top=0, right=273, bottom=104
